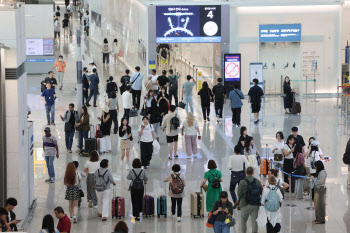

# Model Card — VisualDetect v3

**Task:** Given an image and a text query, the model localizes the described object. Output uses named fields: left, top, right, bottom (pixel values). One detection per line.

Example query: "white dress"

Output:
left=261, top=185, right=283, bottom=227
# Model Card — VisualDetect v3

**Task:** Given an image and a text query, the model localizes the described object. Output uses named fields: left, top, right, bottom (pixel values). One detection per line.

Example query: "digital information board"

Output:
left=259, top=24, right=301, bottom=43
left=26, top=39, right=54, bottom=56
left=156, top=5, right=221, bottom=43
left=224, top=54, right=241, bottom=82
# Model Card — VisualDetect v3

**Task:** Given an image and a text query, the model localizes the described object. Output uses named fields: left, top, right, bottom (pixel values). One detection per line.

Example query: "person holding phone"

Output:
left=119, top=118, right=133, bottom=169
left=211, top=191, right=234, bottom=233
left=157, top=87, right=169, bottom=124
left=283, top=135, right=296, bottom=192
left=181, top=112, right=201, bottom=159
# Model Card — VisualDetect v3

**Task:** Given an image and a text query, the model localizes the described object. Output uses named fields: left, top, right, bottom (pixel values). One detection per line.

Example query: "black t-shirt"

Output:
left=62, top=19, right=69, bottom=28
left=68, top=111, right=75, bottom=125
left=44, top=77, right=57, bottom=89
left=238, top=135, right=247, bottom=149
left=212, top=84, right=227, bottom=101
left=248, top=85, right=264, bottom=104
left=292, top=134, right=305, bottom=147
left=121, top=75, right=130, bottom=86
left=211, top=201, right=233, bottom=222
left=106, top=81, right=118, bottom=93
left=157, top=75, right=169, bottom=88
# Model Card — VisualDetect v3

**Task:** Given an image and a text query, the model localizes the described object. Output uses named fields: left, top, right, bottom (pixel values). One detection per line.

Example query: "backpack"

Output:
left=169, top=75, right=178, bottom=90
left=276, top=179, right=284, bottom=199
left=150, top=108, right=161, bottom=123
left=161, top=49, right=167, bottom=59
left=265, top=187, right=280, bottom=212
left=209, top=171, right=221, bottom=189
left=245, top=178, right=261, bottom=205
left=170, top=174, right=184, bottom=194
left=130, top=169, right=144, bottom=191
left=170, top=114, right=180, bottom=130
left=95, top=170, right=109, bottom=192
left=214, top=85, right=225, bottom=100
left=103, top=44, right=109, bottom=52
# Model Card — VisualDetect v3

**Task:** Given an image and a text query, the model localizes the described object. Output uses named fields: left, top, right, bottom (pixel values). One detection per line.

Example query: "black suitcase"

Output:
left=84, top=125, right=97, bottom=153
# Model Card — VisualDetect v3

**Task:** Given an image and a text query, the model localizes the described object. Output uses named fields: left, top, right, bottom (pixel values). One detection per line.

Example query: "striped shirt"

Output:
left=43, top=135, right=57, bottom=156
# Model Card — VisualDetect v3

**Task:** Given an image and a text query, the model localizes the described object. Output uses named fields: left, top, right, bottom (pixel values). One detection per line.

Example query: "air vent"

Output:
left=5, top=62, right=25, bottom=79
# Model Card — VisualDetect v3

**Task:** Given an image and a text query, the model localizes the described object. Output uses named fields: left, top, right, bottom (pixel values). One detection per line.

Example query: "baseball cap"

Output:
left=311, top=140, right=319, bottom=146
left=44, top=127, right=51, bottom=132
left=220, top=191, right=228, bottom=199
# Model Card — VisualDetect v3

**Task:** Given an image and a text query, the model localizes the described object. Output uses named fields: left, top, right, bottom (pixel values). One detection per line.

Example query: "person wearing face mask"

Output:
left=51, top=55, right=66, bottom=90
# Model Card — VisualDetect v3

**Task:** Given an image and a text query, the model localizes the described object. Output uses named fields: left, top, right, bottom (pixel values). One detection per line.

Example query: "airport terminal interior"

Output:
left=2, top=0, right=350, bottom=233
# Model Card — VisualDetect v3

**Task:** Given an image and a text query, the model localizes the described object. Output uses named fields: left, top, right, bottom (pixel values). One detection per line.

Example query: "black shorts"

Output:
left=251, top=103, right=261, bottom=113
left=166, top=135, right=178, bottom=143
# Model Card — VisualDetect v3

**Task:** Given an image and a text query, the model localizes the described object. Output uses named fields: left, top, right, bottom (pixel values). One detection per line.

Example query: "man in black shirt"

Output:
left=120, top=69, right=131, bottom=95
left=44, top=71, right=58, bottom=90
left=106, top=76, right=118, bottom=98
left=82, top=67, right=89, bottom=105
left=60, top=103, right=79, bottom=153
left=157, top=70, right=169, bottom=92
left=248, top=78, right=264, bottom=124
left=291, top=126, right=306, bottom=153
left=5, top=198, right=19, bottom=231
left=212, top=78, right=227, bottom=122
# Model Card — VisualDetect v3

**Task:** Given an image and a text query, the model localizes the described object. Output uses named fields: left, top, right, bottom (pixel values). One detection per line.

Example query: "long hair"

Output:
left=120, top=117, right=129, bottom=126
left=293, top=144, right=303, bottom=158
left=82, top=105, right=88, bottom=115
left=240, top=126, right=247, bottom=136
left=202, top=81, right=209, bottom=91
left=315, top=160, right=325, bottom=175
left=147, top=90, right=154, bottom=99
left=244, top=136, right=253, bottom=153
left=42, top=214, right=55, bottom=233
left=284, top=76, right=291, bottom=86
left=90, top=150, right=99, bottom=162
left=186, top=112, right=194, bottom=127
left=64, top=162, right=76, bottom=186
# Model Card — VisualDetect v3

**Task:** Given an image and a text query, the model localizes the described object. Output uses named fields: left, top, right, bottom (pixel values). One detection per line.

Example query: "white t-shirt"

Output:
left=305, top=151, right=321, bottom=172
left=84, top=160, right=100, bottom=174
left=144, top=96, right=154, bottom=108
left=138, top=124, right=154, bottom=142
left=122, top=91, right=132, bottom=109
left=273, top=140, right=285, bottom=154
left=283, top=144, right=293, bottom=159
left=151, top=75, right=159, bottom=90
left=182, top=119, right=199, bottom=136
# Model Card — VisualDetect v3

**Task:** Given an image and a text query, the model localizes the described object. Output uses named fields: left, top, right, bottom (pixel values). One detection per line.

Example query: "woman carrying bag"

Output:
left=197, top=81, right=213, bottom=122
left=64, top=162, right=81, bottom=223
left=157, top=87, right=169, bottom=123
left=310, top=161, right=327, bottom=224
left=293, top=144, right=307, bottom=199
left=119, top=117, right=133, bottom=169
left=84, top=150, right=100, bottom=208
left=211, top=191, right=234, bottom=233
left=98, top=106, right=112, bottom=153
left=283, top=76, right=294, bottom=114
left=76, top=105, right=90, bottom=153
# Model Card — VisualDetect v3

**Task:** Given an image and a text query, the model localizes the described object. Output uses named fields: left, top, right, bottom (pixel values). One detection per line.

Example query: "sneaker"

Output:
left=204, top=119, right=206, bottom=122
left=88, top=200, right=93, bottom=208
left=45, top=178, right=51, bottom=183
left=51, top=122, right=55, bottom=126
left=172, top=215, right=176, bottom=219
left=177, top=217, right=181, bottom=222
left=47, top=122, right=50, bottom=126
left=93, top=206, right=98, bottom=209
left=73, top=216, right=77, bottom=223
left=193, top=154, right=198, bottom=159
left=254, top=120, right=258, bottom=124
left=187, top=156, right=192, bottom=159
left=70, top=217, right=73, bottom=221
left=76, top=148, right=82, bottom=153
left=49, top=178, right=55, bottom=183
left=68, top=149, right=72, bottom=153
left=235, top=124, right=239, bottom=128
left=125, top=164, right=129, bottom=170
left=233, top=201, right=239, bottom=209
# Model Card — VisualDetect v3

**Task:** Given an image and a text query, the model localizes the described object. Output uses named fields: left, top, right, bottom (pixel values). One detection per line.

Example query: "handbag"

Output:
left=225, top=215, right=236, bottom=227
left=79, top=189, right=85, bottom=198
left=178, top=101, right=186, bottom=109
left=140, top=105, right=147, bottom=117
left=293, top=165, right=306, bottom=179
left=274, top=154, right=283, bottom=161
left=129, top=109, right=138, bottom=118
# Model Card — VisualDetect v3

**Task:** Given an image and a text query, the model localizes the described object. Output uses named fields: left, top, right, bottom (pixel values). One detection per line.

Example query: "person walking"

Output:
left=41, top=83, right=56, bottom=125
left=228, top=145, right=250, bottom=209
left=157, top=87, right=169, bottom=122
left=95, top=159, right=116, bottom=221
left=283, top=135, right=295, bottom=192
left=108, top=91, right=119, bottom=134
left=237, top=126, right=248, bottom=155
left=119, top=118, right=133, bottom=169
left=148, top=69, right=159, bottom=96
left=163, top=164, right=186, bottom=222
left=148, top=99, right=162, bottom=140
left=43, top=127, right=59, bottom=183
left=198, top=81, right=213, bottom=122
left=162, top=105, right=181, bottom=159
left=283, top=76, right=294, bottom=114
left=64, top=162, right=80, bottom=223
left=44, top=71, right=58, bottom=90
left=244, top=136, right=261, bottom=179
left=54, top=18, right=61, bottom=41
left=82, top=67, right=89, bottom=105
left=39, top=214, right=60, bottom=233
left=168, top=69, right=179, bottom=106
left=261, top=176, right=283, bottom=233
left=106, top=76, right=118, bottom=99
left=212, top=78, right=227, bottom=123
left=62, top=15, right=70, bottom=39
left=211, top=191, right=234, bottom=233
left=98, top=106, right=112, bottom=153
left=181, top=112, right=200, bottom=159
left=84, top=150, right=100, bottom=209
left=248, top=78, right=264, bottom=124
left=54, top=207, right=71, bottom=233
left=127, top=158, right=148, bottom=221
left=76, top=105, right=90, bottom=153
left=238, top=167, right=262, bottom=233
left=130, top=66, right=144, bottom=110
left=122, top=86, right=133, bottom=122
left=112, top=39, right=120, bottom=65
left=181, top=75, right=196, bottom=114
left=272, top=132, right=285, bottom=170
left=310, top=161, right=327, bottom=224
left=51, top=55, right=66, bottom=90
left=86, top=68, right=100, bottom=107
left=228, top=84, right=244, bottom=127
left=102, top=38, right=111, bottom=65
left=157, top=70, right=169, bottom=92
left=200, top=160, right=223, bottom=212
left=144, top=90, right=155, bottom=113
left=120, top=69, right=131, bottom=95
left=138, top=116, right=156, bottom=169
left=84, top=11, right=89, bottom=36
left=60, top=103, right=79, bottom=153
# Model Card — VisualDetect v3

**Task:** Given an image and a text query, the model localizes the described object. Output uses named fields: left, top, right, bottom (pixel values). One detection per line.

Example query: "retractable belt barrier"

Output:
left=270, top=161, right=309, bottom=179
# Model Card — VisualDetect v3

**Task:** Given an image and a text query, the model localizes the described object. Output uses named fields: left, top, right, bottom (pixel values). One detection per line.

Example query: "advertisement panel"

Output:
left=259, top=24, right=301, bottom=43
left=26, top=38, right=54, bottom=56
left=224, top=54, right=241, bottom=82
left=250, top=63, right=263, bottom=89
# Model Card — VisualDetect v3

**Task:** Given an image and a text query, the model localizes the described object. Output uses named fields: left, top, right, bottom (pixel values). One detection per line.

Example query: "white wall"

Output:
left=24, top=5, right=54, bottom=38
left=231, top=5, right=342, bottom=94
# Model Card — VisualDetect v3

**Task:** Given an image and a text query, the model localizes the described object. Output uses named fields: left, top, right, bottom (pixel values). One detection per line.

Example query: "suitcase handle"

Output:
left=90, top=124, right=94, bottom=138
left=113, top=185, right=116, bottom=197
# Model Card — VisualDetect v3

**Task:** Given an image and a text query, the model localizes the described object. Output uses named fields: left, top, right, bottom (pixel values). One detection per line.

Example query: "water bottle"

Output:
left=139, top=212, right=143, bottom=222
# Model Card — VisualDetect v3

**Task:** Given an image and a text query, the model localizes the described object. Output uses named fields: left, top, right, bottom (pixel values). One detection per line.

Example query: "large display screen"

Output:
left=224, top=54, right=241, bottom=82
left=259, top=24, right=301, bottom=43
left=156, top=5, right=221, bottom=43
left=26, top=39, right=54, bottom=56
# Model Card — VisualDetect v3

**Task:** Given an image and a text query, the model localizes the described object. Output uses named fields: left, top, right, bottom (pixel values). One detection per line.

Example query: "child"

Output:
left=72, top=161, right=86, bottom=207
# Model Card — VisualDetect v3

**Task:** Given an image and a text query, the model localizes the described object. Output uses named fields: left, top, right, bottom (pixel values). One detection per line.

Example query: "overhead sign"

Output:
left=156, top=5, right=221, bottom=43
left=224, top=54, right=241, bottom=82
left=250, top=63, right=263, bottom=89
left=26, top=38, right=54, bottom=56
left=259, top=24, right=301, bottom=43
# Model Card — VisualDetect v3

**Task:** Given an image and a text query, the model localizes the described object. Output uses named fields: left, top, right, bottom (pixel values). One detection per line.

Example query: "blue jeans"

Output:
left=184, top=96, right=193, bottom=114
left=87, top=89, right=98, bottom=106
left=78, top=130, right=89, bottom=149
left=229, top=171, right=246, bottom=202
left=45, top=104, right=55, bottom=123
left=213, top=221, right=230, bottom=233
left=65, top=130, right=75, bottom=150
left=45, top=156, right=55, bottom=178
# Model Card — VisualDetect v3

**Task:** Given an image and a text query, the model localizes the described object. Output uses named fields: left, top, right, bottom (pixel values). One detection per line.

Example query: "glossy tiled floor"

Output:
left=24, top=5, right=350, bottom=233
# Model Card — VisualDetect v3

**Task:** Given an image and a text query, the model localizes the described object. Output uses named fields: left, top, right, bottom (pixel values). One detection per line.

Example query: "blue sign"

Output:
left=156, top=5, right=221, bottom=43
left=259, top=24, right=301, bottom=43
left=26, top=59, right=55, bottom=62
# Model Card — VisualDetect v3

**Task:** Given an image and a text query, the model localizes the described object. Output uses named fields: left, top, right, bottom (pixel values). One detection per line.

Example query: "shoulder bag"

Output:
left=130, top=73, right=141, bottom=91
left=234, top=89, right=243, bottom=106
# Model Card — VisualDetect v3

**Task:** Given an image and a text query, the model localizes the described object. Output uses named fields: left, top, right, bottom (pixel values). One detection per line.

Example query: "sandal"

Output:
left=169, top=156, right=173, bottom=160
left=101, top=217, right=107, bottom=221
left=97, top=213, right=102, bottom=217
left=174, top=155, right=179, bottom=158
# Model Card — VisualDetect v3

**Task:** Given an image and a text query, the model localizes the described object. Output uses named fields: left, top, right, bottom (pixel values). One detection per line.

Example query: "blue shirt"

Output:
left=130, top=72, right=143, bottom=91
left=182, top=82, right=195, bottom=97
left=229, top=89, right=244, bottom=108
left=41, top=88, right=55, bottom=105
left=89, top=74, right=100, bottom=90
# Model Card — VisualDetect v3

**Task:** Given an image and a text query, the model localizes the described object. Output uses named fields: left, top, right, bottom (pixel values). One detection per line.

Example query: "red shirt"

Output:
left=57, top=215, right=71, bottom=233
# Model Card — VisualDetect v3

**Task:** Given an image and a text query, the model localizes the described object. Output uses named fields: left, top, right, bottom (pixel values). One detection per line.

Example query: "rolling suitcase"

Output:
left=190, top=189, right=204, bottom=218
left=143, top=185, right=155, bottom=217
left=157, top=186, right=167, bottom=218
left=84, top=125, right=97, bottom=153
left=97, top=138, right=106, bottom=153
left=260, top=144, right=271, bottom=176
left=291, top=93, right=301, bottom=114
left=112, top=187, right=125, bottom=219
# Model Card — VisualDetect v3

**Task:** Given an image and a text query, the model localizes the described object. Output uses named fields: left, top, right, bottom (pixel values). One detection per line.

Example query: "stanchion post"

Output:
left=306, top=181, right=314, bottom=211
left=286, top=174, right=296, bottom=207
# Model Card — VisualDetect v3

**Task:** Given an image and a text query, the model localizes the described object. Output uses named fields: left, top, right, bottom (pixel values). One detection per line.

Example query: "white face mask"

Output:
left=59, top=58, right=62, bottom=61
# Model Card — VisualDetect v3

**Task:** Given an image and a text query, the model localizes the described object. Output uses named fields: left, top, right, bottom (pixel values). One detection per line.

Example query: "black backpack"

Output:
left=131, top=170, right=144, bottom=191
left=150, top=108, right=161, bottom=123
left=169, top=75, right=178, bottom=90
left=214, top=85, right=225, bottom=100
left=170, top=114, right=180, bottom=131
left=161, top=49, right=167, bottom=59
left=245, top=178, right=261, bottom=205
left=209, top=171, right=221, bottom=189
